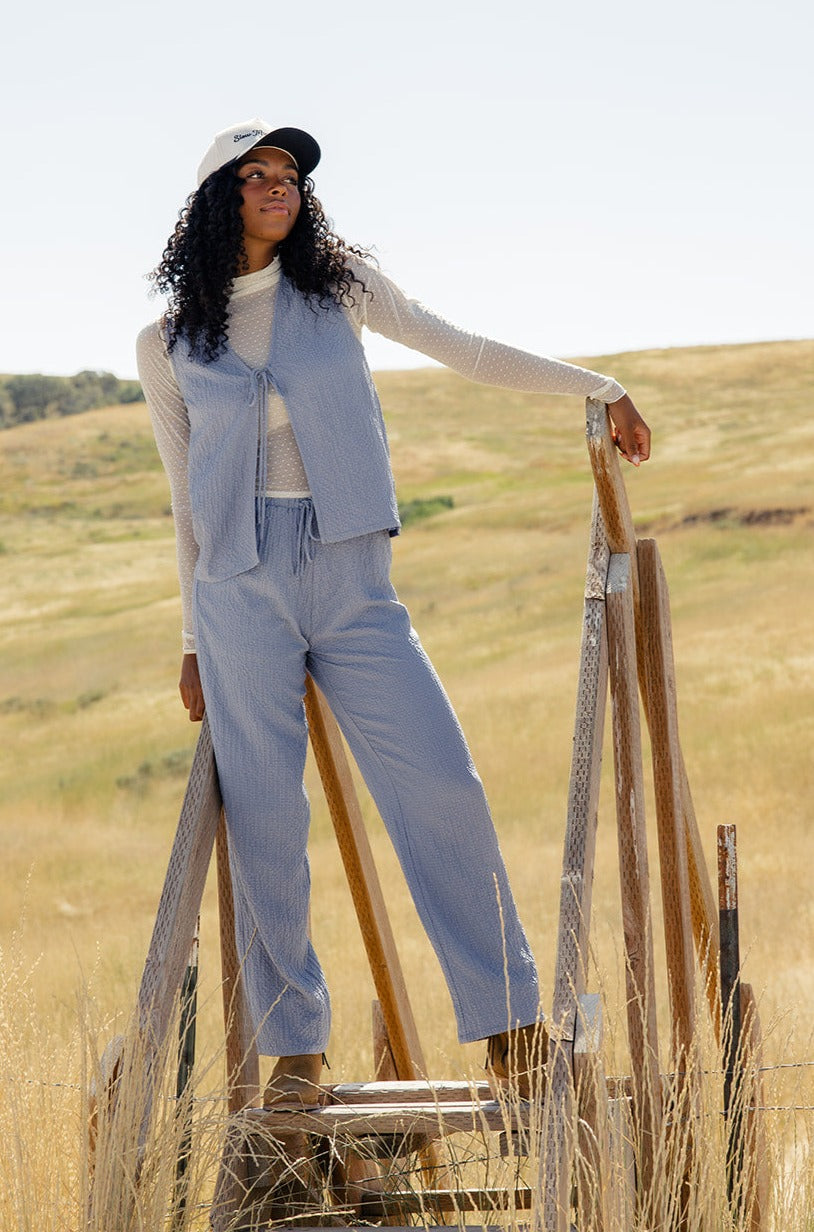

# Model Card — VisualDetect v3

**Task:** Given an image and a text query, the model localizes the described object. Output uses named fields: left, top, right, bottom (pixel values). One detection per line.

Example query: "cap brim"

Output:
left=249, top=127, right=320, bottom=179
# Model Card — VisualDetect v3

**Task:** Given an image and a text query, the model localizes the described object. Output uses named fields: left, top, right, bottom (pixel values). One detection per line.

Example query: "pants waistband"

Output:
left=258, top=496, right=320, bottom=575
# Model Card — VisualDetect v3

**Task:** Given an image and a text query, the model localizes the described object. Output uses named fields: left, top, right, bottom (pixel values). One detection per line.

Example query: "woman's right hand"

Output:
left=180, top=653, right=205, bottom=722
left=607, top=393, right=651, bottom=467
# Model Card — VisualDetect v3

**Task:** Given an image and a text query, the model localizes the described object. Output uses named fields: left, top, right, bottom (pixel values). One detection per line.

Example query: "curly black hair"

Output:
left=150, top=162, right=372, bottom=361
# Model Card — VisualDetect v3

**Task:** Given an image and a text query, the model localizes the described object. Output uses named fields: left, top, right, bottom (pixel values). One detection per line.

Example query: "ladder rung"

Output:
left=244, top=1100, right=528, bottom=1137
left=328, top=1079, right=493, bottom=1105
left=357, top=1186, right=533, bottom=1216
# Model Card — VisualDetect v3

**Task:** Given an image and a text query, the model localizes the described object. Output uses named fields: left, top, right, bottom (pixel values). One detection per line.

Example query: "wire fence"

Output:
left=7, top=1058, right=814, bottom=1112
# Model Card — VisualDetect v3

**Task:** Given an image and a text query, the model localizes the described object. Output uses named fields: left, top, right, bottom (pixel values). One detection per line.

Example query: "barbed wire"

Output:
left=6, top=1060, right=814, bottom=1110
left=8, top=1057, right=814, bottom=1086
left=759, top=1060, right=814, bottom=1073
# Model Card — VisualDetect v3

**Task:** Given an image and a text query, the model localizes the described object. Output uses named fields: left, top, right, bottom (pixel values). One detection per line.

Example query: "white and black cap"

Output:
left=196, top=119, right=321, bottom=187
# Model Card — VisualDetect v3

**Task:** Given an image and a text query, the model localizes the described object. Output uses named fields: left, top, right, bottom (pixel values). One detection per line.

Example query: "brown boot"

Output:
left=485, top=1021, right=548, bottom=1101
left=263, top=1052, right=325, bottom=1109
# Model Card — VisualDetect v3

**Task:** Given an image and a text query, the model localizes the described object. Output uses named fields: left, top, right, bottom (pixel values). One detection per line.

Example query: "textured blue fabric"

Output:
left=169, top=278, right=400, bottom=582
left=193, top=499, right=541, bottom=1054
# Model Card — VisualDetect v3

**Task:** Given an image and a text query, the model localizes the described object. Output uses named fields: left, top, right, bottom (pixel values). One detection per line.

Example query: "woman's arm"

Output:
left=136, top=324, right=205, bottom=721
left=349, top=262, right=623, bottom=398
left=348, top=260, right=650, bottom=462
left=136, top=323, right=200, bottom=648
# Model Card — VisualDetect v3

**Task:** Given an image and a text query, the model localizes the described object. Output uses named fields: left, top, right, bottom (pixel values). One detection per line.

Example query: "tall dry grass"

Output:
left=3, top=953, right=814, bottom=1229
left=1, top=339, right=813, bottom=1225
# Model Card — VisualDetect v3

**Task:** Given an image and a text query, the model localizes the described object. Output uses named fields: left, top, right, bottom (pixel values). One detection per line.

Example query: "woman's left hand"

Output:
left=607, top=393, right=651, bottom=467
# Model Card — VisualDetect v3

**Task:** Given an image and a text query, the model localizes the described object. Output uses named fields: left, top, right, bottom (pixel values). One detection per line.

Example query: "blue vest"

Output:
left=169, top=276, right=400, bottom=581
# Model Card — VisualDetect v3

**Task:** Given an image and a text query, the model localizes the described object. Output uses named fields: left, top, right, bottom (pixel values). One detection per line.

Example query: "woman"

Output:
left=137, top=119, right=650, bottom=1107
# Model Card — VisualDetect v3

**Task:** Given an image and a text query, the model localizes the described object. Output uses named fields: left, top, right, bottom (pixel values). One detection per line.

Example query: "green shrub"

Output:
left=399, top=494, right=454, bottom=527
left=0, top=370, right=144, bottom=429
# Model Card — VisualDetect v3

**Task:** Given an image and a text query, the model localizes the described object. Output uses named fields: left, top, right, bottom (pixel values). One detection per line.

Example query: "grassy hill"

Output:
left=1, top=338, right=812, bottom=1079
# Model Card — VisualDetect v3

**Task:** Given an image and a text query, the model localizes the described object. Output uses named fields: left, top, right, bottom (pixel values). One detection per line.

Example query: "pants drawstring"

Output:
left=257, top=497, right=319, bottom=573
left=293, top=500, right=318, bottom=576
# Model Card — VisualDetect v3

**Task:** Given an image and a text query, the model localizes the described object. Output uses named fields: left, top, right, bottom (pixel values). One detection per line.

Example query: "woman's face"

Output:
left=236, top=147, right=301, bottom=271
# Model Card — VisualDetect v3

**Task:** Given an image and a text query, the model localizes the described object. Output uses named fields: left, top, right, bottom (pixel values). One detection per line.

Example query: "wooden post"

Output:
left=573, top=994, right=611, bottom=1232
left=131, top=714, right=222, bottom=1173
left=372, top=1000, right=399, bottom=1082
left=637, top=539, right=696, bottom=1057
left=718, top=830, right=769, bottom=1229
left=93, top=719, right=221, bottom=1230
left=680, top=764, right=721, bottom=1031
left=172, top=921, right=199, bottom=1231
left=739, top=982, right=770, bottom=1232
left=552, top=497, right=610, bottom=1019
left=210, top=806, right=262, bottom=1232
left=605, top=552, right=662, bottom=1212
left=718, top=824, right=743, bottom=1204
left=607, top=1096, right=636, bottom=1228
left=137, top=716, right=222, bottom=1054
left=585, top=403, right=640, bottom=617
left=586, top=400, right=721, bottom=1025
left=540, top=495, right=610, bottom=1232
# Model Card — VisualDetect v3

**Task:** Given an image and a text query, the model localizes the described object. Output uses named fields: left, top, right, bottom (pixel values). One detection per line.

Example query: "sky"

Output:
left=1, top=0, right=811, bottom=380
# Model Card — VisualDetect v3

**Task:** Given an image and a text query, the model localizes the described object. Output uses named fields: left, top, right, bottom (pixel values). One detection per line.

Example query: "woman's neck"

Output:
left=242, top=239, right=278, bottom=274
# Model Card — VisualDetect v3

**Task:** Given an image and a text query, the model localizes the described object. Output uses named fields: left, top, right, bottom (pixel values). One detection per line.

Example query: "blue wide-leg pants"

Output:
left=193, top=499, right=540, bottom=1056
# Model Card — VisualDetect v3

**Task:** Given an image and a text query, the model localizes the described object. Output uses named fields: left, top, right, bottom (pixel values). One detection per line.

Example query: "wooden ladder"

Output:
left=89, top=399, right=770, bottom=1231
left=539, top=399, right=769, bottom=1231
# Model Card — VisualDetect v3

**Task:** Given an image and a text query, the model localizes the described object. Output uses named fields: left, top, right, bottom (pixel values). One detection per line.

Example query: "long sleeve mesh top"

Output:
left=136, top=256, right=626, bottom=652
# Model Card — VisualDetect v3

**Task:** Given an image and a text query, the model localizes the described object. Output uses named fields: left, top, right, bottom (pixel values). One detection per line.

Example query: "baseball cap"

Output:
left=196, top=119, right=321, bottom=187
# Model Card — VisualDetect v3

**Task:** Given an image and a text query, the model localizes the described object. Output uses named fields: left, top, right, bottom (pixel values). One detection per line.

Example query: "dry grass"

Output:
left=3, top=964, right=814, bottom=1229
left=1, top=338, right=813, bottom=1226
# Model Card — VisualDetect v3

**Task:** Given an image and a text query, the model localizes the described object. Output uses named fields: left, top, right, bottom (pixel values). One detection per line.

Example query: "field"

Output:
left=1, top=338, right=813, bottom=1227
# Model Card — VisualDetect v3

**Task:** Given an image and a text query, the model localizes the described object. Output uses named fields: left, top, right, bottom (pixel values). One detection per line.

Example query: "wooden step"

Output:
left=245, top=1098, right=527, bottom=1138
left=326, top=1079, right=494, bottom=1104
left=356, top=1186, right=533, bottom=1216
left=239, top=1079, right=534, bottom=1151
left=218, top=1081, right=540, bottom=1227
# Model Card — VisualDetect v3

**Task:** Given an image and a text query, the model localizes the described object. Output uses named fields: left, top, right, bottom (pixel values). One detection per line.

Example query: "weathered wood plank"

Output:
left=605, top=553, right=662, bottom=1207
left=637, top=539, right=696, bottom=1056
left=372, top=999, right=399, bottom=1082
left=246, top=1181, right=533, bottom=1217
left=550, top=599, right=608, bottom=1029
left=574, top=994, right=611, bottom=1232
left=541, top=496, right=610, bottom=1232
left=607, top=1096, right=636, bottom=1229
left=740, top=983, right=770, bottom=1232
left=137, top=715, right=222, bottom=1046
left=587, top=400, right=720, bottom=1023
left=328, top=1079, right=493, bottom=1105
left=95, top=720, right=222, bottom=1230
left=680, top=751, right=721, bottom=1027
left=356, top=1187, right=534, bottom=1215
left=586, top=398, right=640, bottom=610
left=552, top=496, right=610, bottom=1029
left=244, top=1100, right=524, bottom=1137
left=210, top=817, right=260, bottom=1231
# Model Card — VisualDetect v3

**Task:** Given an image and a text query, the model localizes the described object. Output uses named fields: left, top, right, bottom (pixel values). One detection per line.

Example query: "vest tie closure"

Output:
left=250, top=368, right=281, bottom=550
